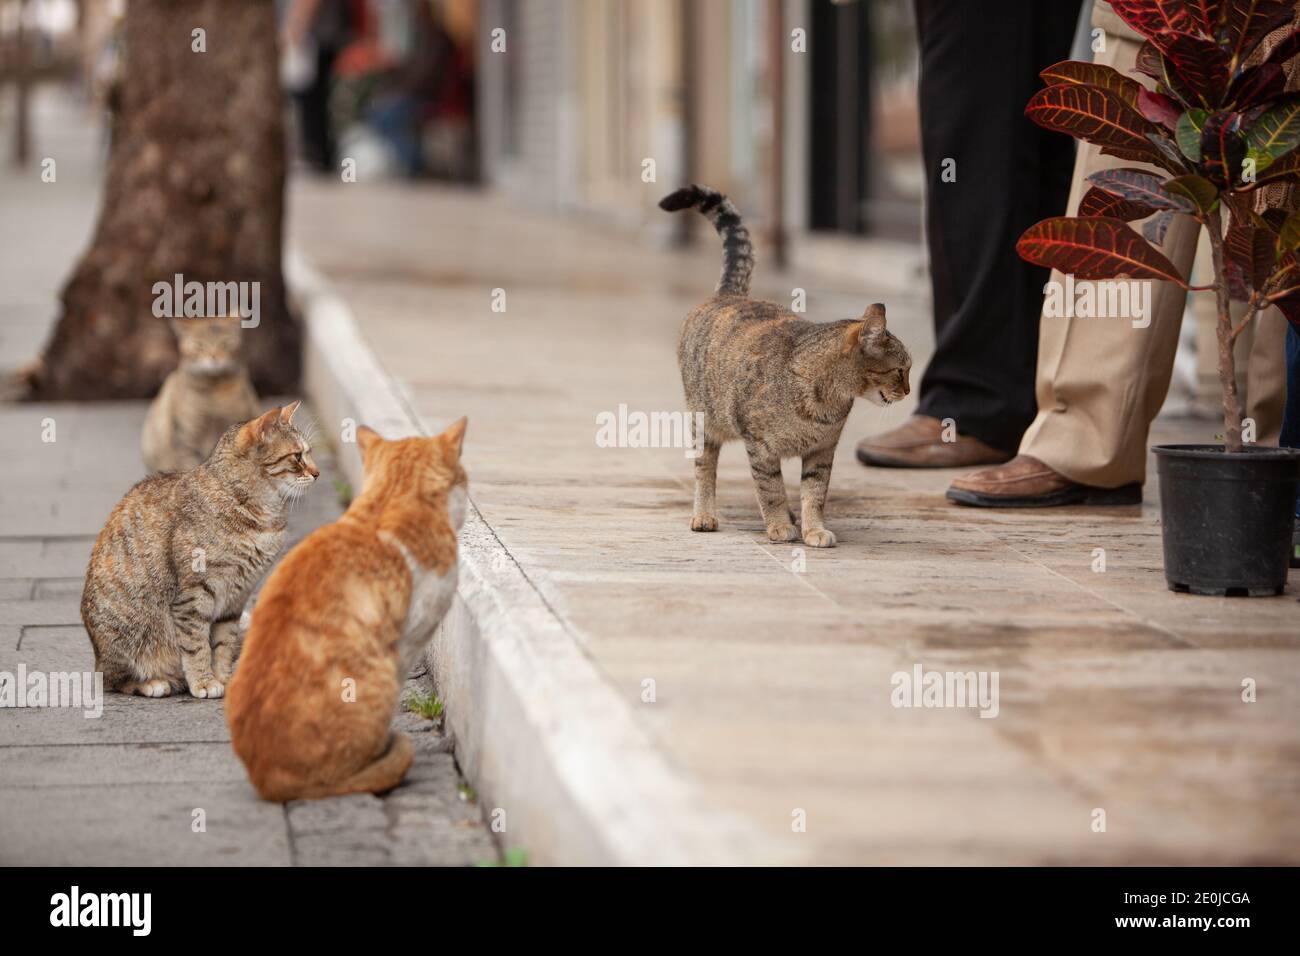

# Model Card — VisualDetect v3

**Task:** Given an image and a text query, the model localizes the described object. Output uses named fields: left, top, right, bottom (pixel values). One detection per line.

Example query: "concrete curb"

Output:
left=289, top=252, right=783, bottom=865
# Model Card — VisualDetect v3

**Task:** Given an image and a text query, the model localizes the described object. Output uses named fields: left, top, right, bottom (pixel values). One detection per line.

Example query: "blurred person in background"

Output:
left=282, top=0, right=362, bottom=173
left=366, top=0, right=473, bottom=179
left=855, top=0, right=1085, bottom=471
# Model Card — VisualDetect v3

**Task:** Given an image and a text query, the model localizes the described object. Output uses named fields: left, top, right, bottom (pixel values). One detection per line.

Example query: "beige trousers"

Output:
left=1018, top=29, right=1289, bottom=487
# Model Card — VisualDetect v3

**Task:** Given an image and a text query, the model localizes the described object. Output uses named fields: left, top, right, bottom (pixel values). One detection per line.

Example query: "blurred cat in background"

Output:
left=83, top=403, right=318, bottom=698
left=142, top=314, right=259, bottom=473
left=227, top=419, right=468, bottom=801
left=660, top=184, right=911, bottom=548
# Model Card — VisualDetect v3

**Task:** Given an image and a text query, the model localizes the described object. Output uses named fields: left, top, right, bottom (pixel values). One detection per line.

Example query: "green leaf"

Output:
left=1243, top=94, right=1300, bottom=171
left=1163, top=173, right=1219, bottom=215
left=1176, top=109, right=1207, bottom=161
left=1278, top=209, right=1300, bottom=256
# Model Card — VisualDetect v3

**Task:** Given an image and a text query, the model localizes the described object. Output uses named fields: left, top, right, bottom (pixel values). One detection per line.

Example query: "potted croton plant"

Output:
left=1017, top=0, right=1300, bottom=596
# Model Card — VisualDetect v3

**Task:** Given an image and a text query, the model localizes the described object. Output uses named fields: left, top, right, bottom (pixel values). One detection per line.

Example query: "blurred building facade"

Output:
left=473, top=0, right=922, bottom=250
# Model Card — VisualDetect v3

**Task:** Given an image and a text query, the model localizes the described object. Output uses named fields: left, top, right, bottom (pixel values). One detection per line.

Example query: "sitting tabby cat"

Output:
left=226, top=419, right=468, bottom=801
left=82, top=402, right=318, bottom=698
left=660, top=184, right=912, bottom=548
left=142, top=314, right=259, bottom=473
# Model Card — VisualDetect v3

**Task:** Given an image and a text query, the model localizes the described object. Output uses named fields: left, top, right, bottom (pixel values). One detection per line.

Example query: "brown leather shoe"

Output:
left=946, top=454, right=1141, bottom=507
left=856, top=415, right=1011, bottom=469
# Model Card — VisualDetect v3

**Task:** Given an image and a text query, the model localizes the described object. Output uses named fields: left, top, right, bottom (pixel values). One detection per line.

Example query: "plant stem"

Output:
left=1204, top=207, right=1244, bottom=453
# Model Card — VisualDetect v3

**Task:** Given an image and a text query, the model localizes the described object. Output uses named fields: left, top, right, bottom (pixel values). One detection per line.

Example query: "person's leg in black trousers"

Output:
left=294, top=46, right=339, bottom=173
left=857, top=0, right=1083, bottom=468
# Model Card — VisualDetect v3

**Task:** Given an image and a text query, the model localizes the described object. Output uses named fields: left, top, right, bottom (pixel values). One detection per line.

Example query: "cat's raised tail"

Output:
left=659, top=184, right=753, bottom=297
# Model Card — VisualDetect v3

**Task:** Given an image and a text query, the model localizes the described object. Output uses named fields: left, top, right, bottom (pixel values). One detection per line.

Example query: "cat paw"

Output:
left=691, top=515, right=718, bottom=532
left=803, top=528, right=837, bottom=548
left=125, top=679, right=173, bottom=698
left=189, top=678, right=225, bottom=699
left=767, top=523, right=800, bottom=543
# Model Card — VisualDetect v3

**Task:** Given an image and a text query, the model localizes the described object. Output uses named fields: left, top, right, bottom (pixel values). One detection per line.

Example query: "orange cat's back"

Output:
left=225, top=517, right=413, bottom=800
left=226, top=419, right=468, bottom=802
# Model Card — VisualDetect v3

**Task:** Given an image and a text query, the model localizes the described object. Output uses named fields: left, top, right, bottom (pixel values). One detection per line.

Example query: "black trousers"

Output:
left=912, top=0, right=1083, bottom=453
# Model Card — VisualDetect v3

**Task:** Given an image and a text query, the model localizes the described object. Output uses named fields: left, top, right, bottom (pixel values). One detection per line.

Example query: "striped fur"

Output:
left=82, top=403, right=318, bottom=698
left=658, top=184, right=754, bottom=296
left=662, top=187, right=912, bottom=548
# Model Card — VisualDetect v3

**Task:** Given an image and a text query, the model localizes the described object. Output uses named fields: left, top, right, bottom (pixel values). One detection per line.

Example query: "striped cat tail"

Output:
left=659, top=185, right=754, bottom=296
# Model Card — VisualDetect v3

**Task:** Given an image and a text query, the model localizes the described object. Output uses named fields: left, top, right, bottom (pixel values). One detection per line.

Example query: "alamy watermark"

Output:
left=0, top=665, right=104, bottom=718
left=1043, top=275, right=1151, bottom=329
left=596, top=404, right=706, bottom=459
left=151, top=273, right=260, bottom=328
left=890, top=663, right=999, bottom=719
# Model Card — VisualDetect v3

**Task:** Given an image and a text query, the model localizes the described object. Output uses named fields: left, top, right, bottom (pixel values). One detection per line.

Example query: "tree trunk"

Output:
left=27, top=0, right=300, bottom=400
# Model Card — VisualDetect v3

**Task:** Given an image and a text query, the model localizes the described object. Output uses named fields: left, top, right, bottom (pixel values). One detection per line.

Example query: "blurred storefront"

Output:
left=474, top=0, right=923, bottom=248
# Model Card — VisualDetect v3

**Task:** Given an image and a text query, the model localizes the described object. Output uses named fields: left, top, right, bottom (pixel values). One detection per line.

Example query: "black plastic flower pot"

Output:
left=1152, top=444, right=1300, bottom=597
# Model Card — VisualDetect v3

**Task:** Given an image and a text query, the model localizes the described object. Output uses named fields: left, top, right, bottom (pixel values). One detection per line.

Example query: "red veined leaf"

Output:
left=1243, top=94, right=1300, bottom=170
left=1189, top=0, right=1224, bottom=33
left=1040, top=60, right=1143, bottom=107
left=1161, top=33, right=1232, bottom=105
left=1164, top=173, right=1220, bottom=214
left=1143, top=210, right=1177, bottom=244
left=1220, top=0, right=1296, bottom=71
left=1077, top=185, right=1160, bottom=221
left=1025, top=84, right=1174, bottom=169
left=1225, top=224, right=1274, bottom=298
left=1087, top=167, right=1196, bottom=212
left=1109, top=0, right=1204, bottom=44
left=1016, top=216, right=1189, bottom=286
left=1137, top=87, right=1183, bottom=128
left=1134, top=40, right=1199, bottom=106
left=1201, top=110, right=1246, bottom=184
left=1226, top=62, right=1286, bottom=109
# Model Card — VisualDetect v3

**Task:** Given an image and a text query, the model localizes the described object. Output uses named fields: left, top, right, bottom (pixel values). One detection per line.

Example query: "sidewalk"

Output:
left=289, top=176, right=1300, bottom=864
left=0, top=87, right=497, bottom=866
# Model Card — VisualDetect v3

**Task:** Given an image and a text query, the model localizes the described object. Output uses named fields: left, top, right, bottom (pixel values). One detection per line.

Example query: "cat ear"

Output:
left=239, top=407, right=280, bottom=447
left=356, top=425, right=382, bottom=453
left=279, top=400, right=302, bottom=425
left=440, top=416, right=468, bottom=458
left=846, top=303, right=887, bottom=352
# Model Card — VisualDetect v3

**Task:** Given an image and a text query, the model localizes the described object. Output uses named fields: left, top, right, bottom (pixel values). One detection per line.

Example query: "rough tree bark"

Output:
left=26, top=0, right=300, bottom=400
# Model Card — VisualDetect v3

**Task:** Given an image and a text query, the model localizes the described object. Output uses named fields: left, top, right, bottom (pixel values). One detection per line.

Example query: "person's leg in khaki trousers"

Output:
left=948, top=17, right=1289, bottom=506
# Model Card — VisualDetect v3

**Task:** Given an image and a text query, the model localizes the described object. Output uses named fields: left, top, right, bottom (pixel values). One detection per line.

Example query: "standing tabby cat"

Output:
left=142, top=314, right=259, bottom=473
left=660, top=185, right=912, bottom=547
left=82, top=403, right=318, bottom=698
left=226, top=419, right=468, bottom=801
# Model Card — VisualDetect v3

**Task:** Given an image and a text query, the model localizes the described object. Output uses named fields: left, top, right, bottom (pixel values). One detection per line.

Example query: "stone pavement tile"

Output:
left=0, top=538, right=96, bottom=580
left=0, top=742, right=248, bottom=787
left=1, top=691, right=231, bottom=747
left=0, top=782, right=292, bottom=866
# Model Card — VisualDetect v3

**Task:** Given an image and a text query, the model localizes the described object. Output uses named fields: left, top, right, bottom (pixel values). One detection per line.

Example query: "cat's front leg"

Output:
left=210, top=616, right=243, bottom=683
left=171, top=586, right=224, bottom=698
left=799, top=443, right=837, bottom=548
left=744, top=439, right=797, bottom=542
left=691, top=440, right=720, bottom=531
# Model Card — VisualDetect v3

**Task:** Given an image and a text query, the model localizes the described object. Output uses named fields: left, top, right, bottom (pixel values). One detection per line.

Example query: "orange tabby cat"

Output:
left=225, top=418, right=468, bottom=801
